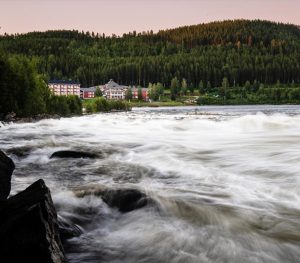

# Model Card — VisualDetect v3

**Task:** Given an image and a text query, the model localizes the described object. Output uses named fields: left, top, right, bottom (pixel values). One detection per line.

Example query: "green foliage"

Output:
left=1, top=20, right=299, bottom=89
left=109, top=100, right=131, bottom=111
left=222, top=77, right=229, bottom=89
left=189, top=83, right=195, bottom=94
left=94, top=87, right=103, bottom=97
left=47, top=95, right=82, bottom=116
left=156, top=83, right=164, bottom=95
left=149, top=83, right=160, bottom=101
left=2, top=20, right=300, bottom=111
left=85, top=103, right=94, bottom=113
left=125, top=87, right=133, bottom=100
left=245, top=81, right=251, bottom=92
left=47, top=96, right=70, bottom=115
left=93, top=97, right=110, bottom=112
left=181, top=78, right=188, bottom=95
left=84, top=97, right=131, bottom=113
left=0, top=51, right=83, bottom=118
left=197, top=82, right=300, bottom=105
left=198, top=80, right=204, bottom=94
left=137, top=86, right=143, bottom=100
left=170, top=77, right=180, bottom=100
left=0, top=53, right=50, bottom=117
left=207, top=81, right=212, bottom=92
left=66, top=95, right=82, bottom=115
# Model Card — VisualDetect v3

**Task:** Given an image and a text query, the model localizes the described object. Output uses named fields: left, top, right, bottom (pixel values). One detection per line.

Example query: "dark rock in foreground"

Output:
left=0, top=179, right=65, bottom=263
left=0, top=150, right=15, bottom=200
left=74, top=185, right=150, bottom=213
left=50, top=150, right=98, bottom=159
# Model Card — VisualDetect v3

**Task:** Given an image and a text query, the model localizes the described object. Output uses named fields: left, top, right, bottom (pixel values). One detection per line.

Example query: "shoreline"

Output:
left=0, top=113, right=61, bottom=125
left=132, top=103, right=300, bottom=108
left=2, top=104, right=300, bottom=125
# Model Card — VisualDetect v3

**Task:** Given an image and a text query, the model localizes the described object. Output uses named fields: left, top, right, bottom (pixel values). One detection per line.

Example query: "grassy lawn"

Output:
left=130, top=100, right=190, bottom=107
left=82, top=96, right=198, bottom=109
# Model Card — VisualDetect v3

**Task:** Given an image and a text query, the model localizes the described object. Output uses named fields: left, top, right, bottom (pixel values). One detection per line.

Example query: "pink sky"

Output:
left=1, top=0, right=300, bottom=35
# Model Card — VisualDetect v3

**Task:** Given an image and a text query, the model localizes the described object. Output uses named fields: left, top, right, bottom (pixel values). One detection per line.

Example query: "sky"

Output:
left=0, top=0, right=300, bottom=35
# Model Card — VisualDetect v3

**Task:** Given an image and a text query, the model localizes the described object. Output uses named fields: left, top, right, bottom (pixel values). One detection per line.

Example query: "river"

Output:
left=1, top=105, right=300, bottom=263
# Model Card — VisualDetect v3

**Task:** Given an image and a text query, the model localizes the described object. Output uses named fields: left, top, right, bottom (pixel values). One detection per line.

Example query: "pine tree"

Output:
left=170, top=77, right=179, bottom=100
left=181, top=78, right=188, bottom=95
left=199, top=80, right=204, bottom=94
left=137, top=86, right=143, bottom=100
left=95, top=87, right=103, bottom=97
left=125, top=87, right=133, bottom=100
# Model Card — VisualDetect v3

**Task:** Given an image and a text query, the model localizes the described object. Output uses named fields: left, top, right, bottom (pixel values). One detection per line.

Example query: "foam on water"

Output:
left=1, top=105, right=300, bottom=262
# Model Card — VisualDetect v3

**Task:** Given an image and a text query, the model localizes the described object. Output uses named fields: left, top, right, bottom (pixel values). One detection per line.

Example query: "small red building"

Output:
left=80, top=87, right=96, bottom=99
left=132, top=87, right=149, bottom=101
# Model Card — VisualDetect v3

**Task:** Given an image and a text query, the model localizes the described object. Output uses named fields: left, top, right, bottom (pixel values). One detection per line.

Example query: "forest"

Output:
left=0, top=51, right=82, bottom=118
left=1, top=19, right=300, bottom=116
left=0, top=19, right=300, bottom=88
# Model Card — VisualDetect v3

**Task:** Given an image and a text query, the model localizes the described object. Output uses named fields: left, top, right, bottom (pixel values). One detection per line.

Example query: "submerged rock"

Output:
left=58, top=215, right=83, bottom=241
left=50, top=150, right=98, bottom=159
left=74, top=185, right=150, bottom=213
left=6, top=146, right=33, bottom=158
left=0, top=179, right=65, bottom=263
left=4, top=112, right=16, bottom=122
left=0, top=151, right=15, bottom=200
left=102, top=189, right=149, bottom=213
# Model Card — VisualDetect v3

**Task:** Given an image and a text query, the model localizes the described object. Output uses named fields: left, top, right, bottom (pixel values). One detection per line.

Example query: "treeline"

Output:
left=47, top=95, right=82, bottom=116
left=197, top=78, right=300, bottom=105
left=0, top=51, right=82, bottom=118
left=84, top=97, right=131, bottom=113
left=0, top=20, right=300, bottom=89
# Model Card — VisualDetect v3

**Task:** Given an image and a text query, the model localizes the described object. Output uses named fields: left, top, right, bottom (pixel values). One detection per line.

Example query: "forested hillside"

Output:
left=1, top=19, right=300, bottom=88
left=0, top=51, right=82, bottom=118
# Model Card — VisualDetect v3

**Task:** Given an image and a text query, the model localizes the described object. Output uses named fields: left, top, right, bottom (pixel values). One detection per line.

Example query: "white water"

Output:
left=1, top=105, right=300, bottom=263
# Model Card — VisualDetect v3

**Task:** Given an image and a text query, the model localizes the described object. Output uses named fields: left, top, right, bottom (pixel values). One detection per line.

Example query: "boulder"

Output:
left=4, top=112, right=16, bottom=122
left=0, top=179, right=65, bottom=263
left=6, top=146, right=32, bottom=157
left=58, top=215, right=83, bottom=241
left=50, top=150, right=98, bottom=159
left=0, top=150, right=15, bottom=200
left=74, top=185, right=150, bottom=213
left=102, top=188, right=149, bottom=213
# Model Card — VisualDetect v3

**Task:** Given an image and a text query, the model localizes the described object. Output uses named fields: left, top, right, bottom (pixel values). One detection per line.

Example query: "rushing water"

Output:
left=1, top=105, right=300, bottom=263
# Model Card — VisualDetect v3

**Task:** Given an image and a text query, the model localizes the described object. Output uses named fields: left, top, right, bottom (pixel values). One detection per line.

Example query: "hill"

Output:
left=0, top=19, right=300, bottom=88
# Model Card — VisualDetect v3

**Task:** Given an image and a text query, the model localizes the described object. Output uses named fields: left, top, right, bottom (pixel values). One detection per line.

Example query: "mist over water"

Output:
left=1, top=105, right=300, bottom=263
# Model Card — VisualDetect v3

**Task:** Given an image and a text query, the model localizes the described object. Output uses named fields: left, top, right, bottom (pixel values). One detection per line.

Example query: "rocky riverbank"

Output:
left=0, top=150, right=153, bottom=262
left=0, top=151, right=65, bottom=263
left=0, top=112, right=61, bottom=124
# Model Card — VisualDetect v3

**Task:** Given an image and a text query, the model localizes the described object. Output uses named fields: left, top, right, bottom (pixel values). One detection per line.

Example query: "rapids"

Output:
left=1, top=105, right=300, bottom=263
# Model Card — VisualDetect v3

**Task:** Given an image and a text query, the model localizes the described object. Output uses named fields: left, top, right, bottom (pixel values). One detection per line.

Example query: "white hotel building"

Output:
left=99, top=79, right=128, bottom=100
left=48, top=80, right=81, bottom=97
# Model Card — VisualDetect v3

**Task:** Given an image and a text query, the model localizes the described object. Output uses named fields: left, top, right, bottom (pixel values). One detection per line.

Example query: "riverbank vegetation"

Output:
left=197, top=79, right=300, bottom=105
left=0, top=52, right=82, bottom=118
left=143, top=77, right=300, bottom=105
left=83, top=97, right=131, bottom=113
left=130, top=100, right=184, bottom=107
left=1, top=19, right=300, bottom=114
